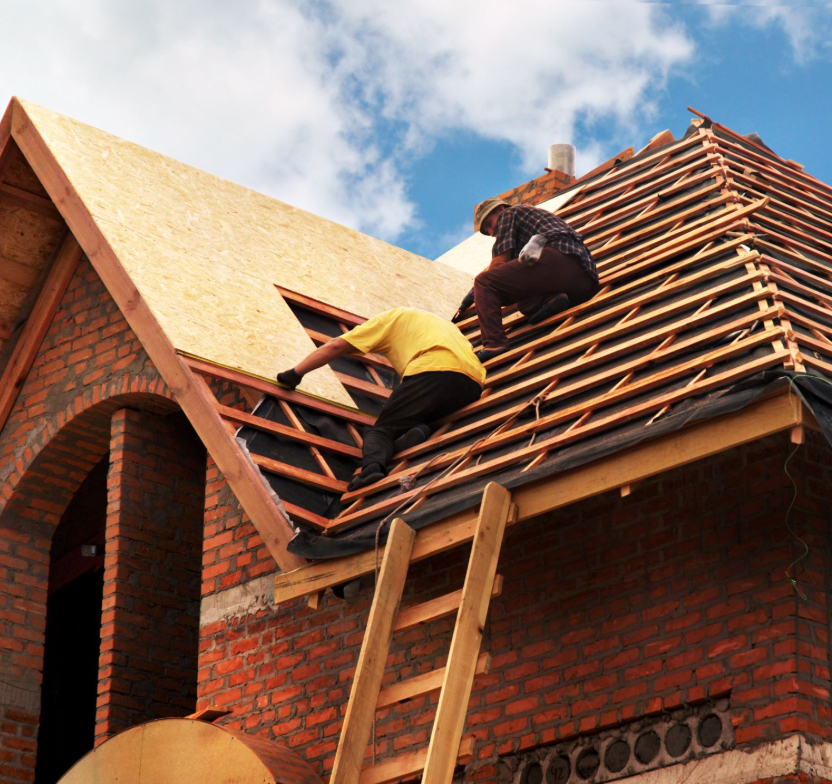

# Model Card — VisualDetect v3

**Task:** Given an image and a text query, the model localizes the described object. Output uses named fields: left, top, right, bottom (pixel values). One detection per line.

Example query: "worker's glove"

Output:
left=519, top=234, right=547, bottom=266
left=277, top=368, right=303, bottom=390
left=452, top=289, right=475, bottom=323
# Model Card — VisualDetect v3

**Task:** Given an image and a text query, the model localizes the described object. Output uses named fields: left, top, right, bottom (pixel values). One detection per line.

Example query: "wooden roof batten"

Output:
left=272, top=115, right=832, bottom=601
left=6, top=98, right=307, bottom=573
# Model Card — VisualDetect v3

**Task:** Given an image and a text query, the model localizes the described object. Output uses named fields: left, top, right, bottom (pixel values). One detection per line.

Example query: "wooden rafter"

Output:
left=0, top=233, right=82, bottom=433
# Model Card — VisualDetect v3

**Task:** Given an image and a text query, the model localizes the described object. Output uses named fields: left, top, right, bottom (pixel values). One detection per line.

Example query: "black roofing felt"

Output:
left=287, top=373, right=832, bottom=559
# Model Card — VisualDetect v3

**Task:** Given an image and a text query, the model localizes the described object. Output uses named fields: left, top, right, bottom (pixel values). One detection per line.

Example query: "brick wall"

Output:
left=0, top=254, right=182, bottom=782
left=96, top=407, right=205, bottom=745
left=197, top=429, right=832, bottom=781
left=497, top=169, right=574, bottom=208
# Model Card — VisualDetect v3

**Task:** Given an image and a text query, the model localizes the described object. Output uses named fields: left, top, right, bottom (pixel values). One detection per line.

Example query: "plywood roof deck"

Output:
left=14, top=98, right=473, bottom=406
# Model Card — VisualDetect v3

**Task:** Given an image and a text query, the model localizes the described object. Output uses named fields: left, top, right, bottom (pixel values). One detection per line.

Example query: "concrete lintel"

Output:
left=617, top=736, right=832, bottom=784
left=200, top=574, right=276, bottom=626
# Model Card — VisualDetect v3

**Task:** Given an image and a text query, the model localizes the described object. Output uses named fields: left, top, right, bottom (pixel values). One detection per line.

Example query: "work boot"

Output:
left=346, top=463, right=387, bottom=492
left=476, top=346, right=508, bottom=363
left=393, top=424, right=431, bottom=452
left=528, top=293, right=570, bottom=325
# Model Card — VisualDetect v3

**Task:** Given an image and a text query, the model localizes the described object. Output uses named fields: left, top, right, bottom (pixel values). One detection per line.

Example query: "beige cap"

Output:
left=473, top=197, right=508, bottom=234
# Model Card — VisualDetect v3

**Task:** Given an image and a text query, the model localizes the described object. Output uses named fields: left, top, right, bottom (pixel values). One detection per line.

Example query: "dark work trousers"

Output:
left=474, top=248, right=599, bottom=349
left=362, top=371, right=482, bottom=469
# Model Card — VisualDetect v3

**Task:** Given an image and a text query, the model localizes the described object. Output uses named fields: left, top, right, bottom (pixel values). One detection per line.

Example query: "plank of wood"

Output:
left=330, top=518, right=415, bottom=784
left=306, top=327, right=394, bottom=371
left=480, top=285, right=771, bottom=402
left=186, top=707, right=233, bottom=722
left=280, top=501, right=332, bottom=532
left=0, top=182, right=62, bottom=220
left=0, top=104, right=13, bottom=183
left=422, top=482, right=510, bottom=784
left=218, top=403, right=362, bottom=459
left=714, top=133, right=832, bottom=206
left=588, top=191, right=733, bottom=257
left=276, top=285, right=369, bottom=326
left=598, top=197, right=768, bottom=271
left=560, top=138, right=715, bottom=221
left=0, top=254, right=40, bottom=288
left=0, top=232, right=81, bottom=433
left=354, top=735, right=474, bottom=784
left=336, top=371, right=392, bottom=400
left=274, top=390, right=805, bottom=603
left=376, top=653, right=490, bottom=711
left=251, top=453, right=348, bottom=494
left=580, top=167, right=723, bottom=239
left=184, top=354, right=376, bottom=427
left=394, top=575, right=503, bottom=634
left=11, top=100, right=308, bottom=573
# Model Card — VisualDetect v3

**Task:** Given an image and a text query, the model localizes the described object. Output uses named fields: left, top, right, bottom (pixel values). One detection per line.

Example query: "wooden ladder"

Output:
left=329, top=482, right=512, bottom=784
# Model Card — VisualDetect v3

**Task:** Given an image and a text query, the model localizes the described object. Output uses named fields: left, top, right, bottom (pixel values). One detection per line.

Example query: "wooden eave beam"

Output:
left=275, top=388, right=808, bottom=603
left=0, top=232, right=82, bottom=433
left=10, top=99, right=307, bottom=573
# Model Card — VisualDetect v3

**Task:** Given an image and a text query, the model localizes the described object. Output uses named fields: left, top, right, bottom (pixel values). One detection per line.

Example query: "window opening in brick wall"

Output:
left=35, top=455, right=107, bottom=784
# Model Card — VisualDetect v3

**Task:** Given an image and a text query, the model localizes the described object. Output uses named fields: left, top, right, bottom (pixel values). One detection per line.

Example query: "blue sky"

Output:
left=1, top=1, right=831, bottom=261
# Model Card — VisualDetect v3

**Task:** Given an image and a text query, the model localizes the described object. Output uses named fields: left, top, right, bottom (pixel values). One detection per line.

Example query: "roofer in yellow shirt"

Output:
left=277, top=307, right=485, bottom=492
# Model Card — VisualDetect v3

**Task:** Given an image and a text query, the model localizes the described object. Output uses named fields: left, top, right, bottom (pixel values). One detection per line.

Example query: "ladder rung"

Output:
left=356, top=735, right=474, bottom=784
left=377, top=653, right=490, bottom=711
left=394, top=575, right=503, bottom=633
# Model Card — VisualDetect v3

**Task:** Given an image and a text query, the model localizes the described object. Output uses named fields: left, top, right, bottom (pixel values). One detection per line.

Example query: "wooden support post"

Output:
left=422, top=483, right=511, bottom=784
left=330, top=518, right=416, bottom=784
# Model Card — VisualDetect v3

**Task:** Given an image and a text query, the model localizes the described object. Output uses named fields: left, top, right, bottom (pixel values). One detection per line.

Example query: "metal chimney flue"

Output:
left=548, top=144, right=576, bottom=178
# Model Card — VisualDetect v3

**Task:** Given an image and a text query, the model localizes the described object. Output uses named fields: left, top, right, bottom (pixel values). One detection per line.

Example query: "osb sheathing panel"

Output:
left=0, top=201, right=62, bottom=268
left=2, top=141, right=49, bottom=196
left=19, top=100, right=473, bottom=406
left=436, top=188, right=581, bottom=276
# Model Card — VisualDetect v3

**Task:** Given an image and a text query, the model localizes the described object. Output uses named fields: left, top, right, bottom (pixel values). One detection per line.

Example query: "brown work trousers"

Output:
left=474, top=247, right=599, bottom=349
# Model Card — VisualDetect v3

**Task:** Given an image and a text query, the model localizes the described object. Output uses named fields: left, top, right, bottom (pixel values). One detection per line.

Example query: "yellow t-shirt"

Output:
left=342, top=308, right=485, bottom=386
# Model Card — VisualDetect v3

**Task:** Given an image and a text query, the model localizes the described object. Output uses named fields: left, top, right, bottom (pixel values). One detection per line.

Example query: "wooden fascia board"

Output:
left=10, top=99, right=307, bottom=573
left=0, top=101, right=13, bottom=180
left=275, top=389, right=806, bottom=603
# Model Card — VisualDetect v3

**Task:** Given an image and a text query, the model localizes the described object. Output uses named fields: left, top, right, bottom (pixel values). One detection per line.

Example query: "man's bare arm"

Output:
left=295, top=337, right=356, bottom=374
left=277, top=337, right=358, bottom=389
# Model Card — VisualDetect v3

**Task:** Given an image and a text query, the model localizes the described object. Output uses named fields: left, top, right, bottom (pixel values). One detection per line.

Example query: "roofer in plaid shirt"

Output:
left=454, top=199, right=599, bottom=362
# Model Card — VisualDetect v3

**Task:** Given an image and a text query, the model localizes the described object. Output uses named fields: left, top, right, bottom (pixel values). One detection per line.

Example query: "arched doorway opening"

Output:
left=35, top=456, right=108, bottom=784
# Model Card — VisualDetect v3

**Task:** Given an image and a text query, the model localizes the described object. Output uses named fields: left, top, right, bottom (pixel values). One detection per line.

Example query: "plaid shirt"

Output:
left=493, top=204, right=597, bottom=281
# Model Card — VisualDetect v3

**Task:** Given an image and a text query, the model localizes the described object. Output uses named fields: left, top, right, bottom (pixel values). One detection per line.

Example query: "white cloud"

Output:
left=702, top=1, right=832, bottom=63
left=0, top=0, right=693, bottom=241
